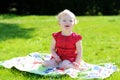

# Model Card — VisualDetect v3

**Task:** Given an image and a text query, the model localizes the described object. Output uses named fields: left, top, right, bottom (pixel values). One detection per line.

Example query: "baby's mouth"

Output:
left=65, top=25, right=70, bottom=27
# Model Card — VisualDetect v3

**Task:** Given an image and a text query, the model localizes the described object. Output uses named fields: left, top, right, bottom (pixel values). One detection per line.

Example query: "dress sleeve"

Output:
left=75, top=34, right=82, bottom=42
left=52, top=33, right=57, bottom=40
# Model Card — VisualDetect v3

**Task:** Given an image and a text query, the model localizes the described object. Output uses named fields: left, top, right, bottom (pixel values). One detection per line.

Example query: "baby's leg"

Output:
left=43, top=58, right=58, bottom=68
left=59, top=60, right=74, bottom=69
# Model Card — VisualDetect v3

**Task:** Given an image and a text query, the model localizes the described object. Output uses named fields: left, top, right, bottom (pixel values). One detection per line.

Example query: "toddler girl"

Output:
left=43, top=9, right=82, bottom=69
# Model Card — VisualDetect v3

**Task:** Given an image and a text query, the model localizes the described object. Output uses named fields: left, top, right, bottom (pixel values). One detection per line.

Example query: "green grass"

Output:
left=0, top=14, right=120, bottom=80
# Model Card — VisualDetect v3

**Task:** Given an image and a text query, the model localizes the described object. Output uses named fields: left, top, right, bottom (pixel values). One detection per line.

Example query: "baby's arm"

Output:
left=73, top=40, right=82, bottom=67
left=50, top=37, right=61, bottom=63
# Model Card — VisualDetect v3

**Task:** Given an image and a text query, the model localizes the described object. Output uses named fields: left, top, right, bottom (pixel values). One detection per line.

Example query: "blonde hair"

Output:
left=56, top=9, right=78, bottom=24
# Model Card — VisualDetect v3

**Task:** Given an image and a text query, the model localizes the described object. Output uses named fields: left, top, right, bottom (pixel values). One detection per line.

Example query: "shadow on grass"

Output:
left=0, top=22, right=34, bottom=41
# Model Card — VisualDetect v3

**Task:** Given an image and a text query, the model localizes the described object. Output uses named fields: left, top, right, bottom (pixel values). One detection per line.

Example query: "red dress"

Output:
left=52, top=31, right=82, bottom=62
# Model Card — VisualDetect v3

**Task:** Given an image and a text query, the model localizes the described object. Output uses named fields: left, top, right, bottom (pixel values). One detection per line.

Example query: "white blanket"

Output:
left=0, top=52, right=117, bottom=79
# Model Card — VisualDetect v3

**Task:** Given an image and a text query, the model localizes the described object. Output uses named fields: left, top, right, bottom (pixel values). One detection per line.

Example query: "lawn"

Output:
left=0, top=14, right=120, bottom=80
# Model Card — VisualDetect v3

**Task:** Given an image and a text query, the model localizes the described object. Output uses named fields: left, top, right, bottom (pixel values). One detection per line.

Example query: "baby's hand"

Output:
left=55, top=56, right=61, bottom=63
left=73, top=62, right=80, bottom=69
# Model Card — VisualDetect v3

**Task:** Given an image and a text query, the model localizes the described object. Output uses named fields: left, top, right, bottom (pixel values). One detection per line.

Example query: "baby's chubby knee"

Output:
left=62, top=60, right=71, bottom=64
left=42, top=59, right=58, bottom=68
left=59, top=60, right=74, bottom=69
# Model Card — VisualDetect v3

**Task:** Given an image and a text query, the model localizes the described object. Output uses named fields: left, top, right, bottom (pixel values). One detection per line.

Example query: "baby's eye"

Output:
left=69, top=20, right=73, bottom=22
left=63, top=20, right=66, bottom=22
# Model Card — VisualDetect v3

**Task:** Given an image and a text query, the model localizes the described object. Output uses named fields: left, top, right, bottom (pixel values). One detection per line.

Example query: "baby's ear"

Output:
left=58, top=22, right=60, bottom=25
left=74, top=19, right=78, bottom=24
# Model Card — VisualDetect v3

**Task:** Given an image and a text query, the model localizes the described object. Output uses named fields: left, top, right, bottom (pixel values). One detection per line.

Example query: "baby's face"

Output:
left=59, top=14, right=75, bottom=31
